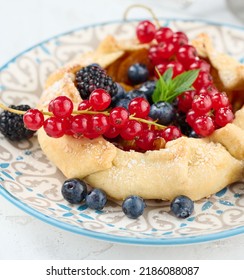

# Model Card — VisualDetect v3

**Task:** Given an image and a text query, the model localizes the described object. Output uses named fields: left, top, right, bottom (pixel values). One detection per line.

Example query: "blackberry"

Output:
left=75, top=65, right=118, bottom=100
left=0, top=105, right=35, bottom=141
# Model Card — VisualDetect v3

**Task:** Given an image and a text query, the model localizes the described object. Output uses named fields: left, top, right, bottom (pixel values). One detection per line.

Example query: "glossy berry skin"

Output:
left=149, top=101, right=175, bottom=125
left=103, top=125, right=121, bottom=139
left=128, top=97, right=150, bottom=118
left=172, top=31, right=188, bottom=49
left=70, top=114, right=89, bottom=134
left=111, top=83, right=126, bottom=106
left=177, top=90, right=196, bottom=113
left=189, top=58, right=211, bottom=72
left=138, top=80, right=156, bottom=104
left=127, top=63, right=149, bottom=85
left=49, top=96, right=74, bottom=118
left=136, top=20, right=156, bottom=43
left=186, top=109, right=202, bottom=127
left=155, top=61, right=184, bottom=78
left=89, top=88, right=111, bottom=111
left=23, top=109, right=44, bottom=130
left=191, top=94, right=212, bottom=114
left=215, top=107, right=234, bottom=127
left=109, top=107, right=129, bottom=128
left=193, top=71, right=213, bottom=90
left=211, top=92, right=229, bottom=110
left=155, top=27, right=174, bottom=43
left=120, top=120, right=142, bottom=140
left=122, top=195, right=146, bottom=219
left=78, top=100, right=91, bottom=110
left=87, top=114, right=109, bottom=137
left=136, top=130, right=156, bottom=150
left=43, top=117, right=66, bottom=138
left=61, top=178, right=88, bottom=204
left=193, top=115, right=215, bottom=137
left=85, top=188, right=107, bottom=210
left=170, top=195, right=194, bottom=219
left=161, top=126, right=182, bottom=142
left=176, top=45, right=198, bottom=67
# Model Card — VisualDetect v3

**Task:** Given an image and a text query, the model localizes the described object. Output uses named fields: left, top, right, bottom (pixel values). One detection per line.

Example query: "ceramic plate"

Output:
left=1, top=19, right=244, bottom=245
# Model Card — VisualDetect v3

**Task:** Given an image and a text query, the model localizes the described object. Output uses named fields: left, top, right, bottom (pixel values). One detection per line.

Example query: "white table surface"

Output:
left=0, top=0, right=244, bottom=260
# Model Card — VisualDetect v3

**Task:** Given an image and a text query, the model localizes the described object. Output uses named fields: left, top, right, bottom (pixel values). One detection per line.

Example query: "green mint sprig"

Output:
left=152, top=68, right=200, bottom=103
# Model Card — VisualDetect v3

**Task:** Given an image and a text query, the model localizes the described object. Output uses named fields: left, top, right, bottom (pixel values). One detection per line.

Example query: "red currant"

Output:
left=161, top=126, right=182, bottom=142
left=155, top=27, right=174, bottom=43
left=109, top=107, right=129, bottom=128
left=215, top=107, right=234, bottom=127
left=193, top=115, right=215, bottom=136
left=155, top=61, right=184, bottom=78
left=70, top=114, right=89, bottom=134
left=193, top=71, right=213, bottom=91
left=49, top=96, right=73, bottom=118
left=172, top=31, right=188, bottom=49
left=176, top=45, right=198, bottom=67
left=23, top=109, right=44, bottom=130
left=128, top=97, right=150, bottom=118
left=186, top=109, right=201, bottom=127
left=136, top=20, right=156, bottom=43
left=157, top=42, right=178, bottom=59
left=191, top=94, right=212, bottom=114
left=90, top=114, right=109, bottom=134
left=136, top=130, right=156, bottom=150
left=211, top=92, right=229, bottom=110
left=89, top=89, right=111, bottom=111
left=62, top=116, right=74, bottom=135
left=198, top=85, right=218, bottom=97
left=78, top=100, right=91, bottom=110
left=148, top=45, right=168, bottom=65
left=43, top=117, right=66, bottom=138
left=177, top=90, right=196, bottom=113
left=120, top=120, right=142, bottom=140
left=166, top=61, right=184, bottom=77
left=189, top=58, right=211, bottom=72
left=103, top=125, right=121, bottom=138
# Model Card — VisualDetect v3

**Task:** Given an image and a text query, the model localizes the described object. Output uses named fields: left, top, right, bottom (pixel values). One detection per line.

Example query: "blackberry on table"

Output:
left=0, top=105, right=35, bottom=141
left=75, top=65, right=118, bottom=100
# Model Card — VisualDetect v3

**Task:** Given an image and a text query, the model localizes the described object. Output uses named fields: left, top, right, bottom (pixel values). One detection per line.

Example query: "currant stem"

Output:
left=123, top=4, right=161, bottom=28
left=0, top=103, right=26, bottom=115
left=0, top=102, right=166, bottom=130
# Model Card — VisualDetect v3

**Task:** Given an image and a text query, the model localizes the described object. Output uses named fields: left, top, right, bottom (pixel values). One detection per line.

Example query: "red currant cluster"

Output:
left=22, top=89, right=183, bottom=151
left=136, top=20, right=234, bottom=136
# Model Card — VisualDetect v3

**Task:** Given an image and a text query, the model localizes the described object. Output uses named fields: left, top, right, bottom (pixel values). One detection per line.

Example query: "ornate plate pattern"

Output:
left=1, top=19, right=244, bottom=245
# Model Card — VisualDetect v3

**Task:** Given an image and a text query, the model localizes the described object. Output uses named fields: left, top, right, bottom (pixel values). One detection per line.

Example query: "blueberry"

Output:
left=174, top=112, right=192, bottom=136
left=128, top=63, right=149, bottom=85
left=170, top=195, right=194, bottom=218
left=125, top=89, right=148, bottom=101
left=85, top=188, right=107, bottom=210
left=122, top=195, right=146, bottom=219
left=114, top=98, right=131, bottom=109
left=61, top=178, right=88, bottom=204
left=188, top=130, right=201, bottom=138
left=138, top=80, right=156, bottom=104
left=149, top=101, right=176, bottom=125
left=111, top=83, right=126, bottom=106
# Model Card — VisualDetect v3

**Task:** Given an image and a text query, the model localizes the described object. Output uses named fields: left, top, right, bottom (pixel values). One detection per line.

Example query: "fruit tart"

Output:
left=1, top=19, right=243, bottom=219
left=32, top=20, right=244, bottom=210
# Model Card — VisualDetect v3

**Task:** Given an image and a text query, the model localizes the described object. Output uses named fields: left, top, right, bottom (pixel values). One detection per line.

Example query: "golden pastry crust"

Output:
left=37, top=35, right=244, bottom=202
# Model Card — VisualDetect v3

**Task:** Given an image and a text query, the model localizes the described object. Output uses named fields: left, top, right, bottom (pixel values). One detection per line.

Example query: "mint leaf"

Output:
left=171, top=70, right=199, bottom=91
left=162, top=67, right=173, bottom=84
left=152, top=69, right=199, bottom=103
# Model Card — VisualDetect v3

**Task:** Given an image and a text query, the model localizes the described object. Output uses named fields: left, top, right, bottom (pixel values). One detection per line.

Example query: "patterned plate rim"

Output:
left=1, top=17, right=244, bottom=246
